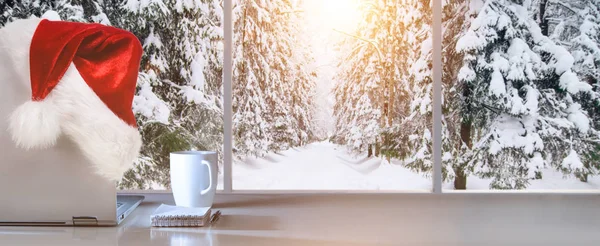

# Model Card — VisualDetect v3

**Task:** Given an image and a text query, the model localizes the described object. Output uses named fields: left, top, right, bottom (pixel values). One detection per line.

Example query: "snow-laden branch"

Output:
left=332, top=28, right=383, bottom=62
left=278, top=9, right=304, bottom=14
left=163, top=79, right=182, bottom=89
left=548, top=0, right=582, bottom=18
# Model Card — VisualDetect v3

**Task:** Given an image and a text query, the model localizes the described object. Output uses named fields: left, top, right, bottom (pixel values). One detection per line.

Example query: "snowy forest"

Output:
left=1, top=0, right=599, bottom=190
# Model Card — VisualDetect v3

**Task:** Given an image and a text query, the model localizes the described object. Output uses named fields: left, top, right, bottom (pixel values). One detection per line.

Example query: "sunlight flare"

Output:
left=313, top=0, right=362, bottom=32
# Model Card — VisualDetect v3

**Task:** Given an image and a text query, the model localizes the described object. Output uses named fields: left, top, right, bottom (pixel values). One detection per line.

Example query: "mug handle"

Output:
left=200, top=160, right=213, bottom=195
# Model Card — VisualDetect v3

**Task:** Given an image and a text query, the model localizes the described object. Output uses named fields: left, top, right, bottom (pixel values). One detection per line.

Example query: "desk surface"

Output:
left=1, top=193, right=599, bottom=246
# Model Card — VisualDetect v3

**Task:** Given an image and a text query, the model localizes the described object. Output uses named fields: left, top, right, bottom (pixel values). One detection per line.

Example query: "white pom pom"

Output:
left=8, top=100, right=62, bottom=150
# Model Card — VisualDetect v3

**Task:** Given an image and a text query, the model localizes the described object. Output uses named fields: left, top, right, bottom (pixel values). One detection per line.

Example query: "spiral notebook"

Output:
left=150, top=204, right=212, bottom=227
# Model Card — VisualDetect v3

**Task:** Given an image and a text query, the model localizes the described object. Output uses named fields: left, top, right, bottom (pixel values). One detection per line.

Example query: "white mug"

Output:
left=170, top=151, right=218, bottom=208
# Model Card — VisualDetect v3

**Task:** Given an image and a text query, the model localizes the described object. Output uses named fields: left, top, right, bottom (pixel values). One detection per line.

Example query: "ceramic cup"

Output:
left=170, top=151, right=218, bottom=208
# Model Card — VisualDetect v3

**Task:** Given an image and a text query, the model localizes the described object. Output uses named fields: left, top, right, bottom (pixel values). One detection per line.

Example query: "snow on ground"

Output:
left=217, top=141, right=600, bottom=191
left=226, top=141, right=431, bottom=190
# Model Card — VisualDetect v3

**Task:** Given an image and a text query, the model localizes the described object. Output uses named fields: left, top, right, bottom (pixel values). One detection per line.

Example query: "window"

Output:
left=442, top=0, right=600, bottom=191
left=6, top=0, right=596, bottom=193
left=230, top=0, right=433, bottom=190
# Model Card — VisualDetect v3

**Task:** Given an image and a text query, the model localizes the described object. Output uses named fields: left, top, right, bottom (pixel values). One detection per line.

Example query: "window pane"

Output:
left=120, top=1, right=225, bottom=191
left=442, top=0, right=600, bottom=190
left=233, top=0, right=433, bottom=190
left=1, top=1, right=225, bottom=191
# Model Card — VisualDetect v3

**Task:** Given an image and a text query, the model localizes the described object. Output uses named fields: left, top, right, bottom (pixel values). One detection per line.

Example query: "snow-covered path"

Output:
left=217, top=141, right=600, bottom=191
left=228, top=141, right=432, bottom=190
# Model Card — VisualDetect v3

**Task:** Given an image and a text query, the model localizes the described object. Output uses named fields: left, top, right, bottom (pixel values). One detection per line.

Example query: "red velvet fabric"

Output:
left=29, top=19, right=142, bottom=127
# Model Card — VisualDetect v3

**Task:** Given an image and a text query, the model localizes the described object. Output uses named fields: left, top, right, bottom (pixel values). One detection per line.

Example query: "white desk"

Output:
left=1, top=193, right=599, bottom=245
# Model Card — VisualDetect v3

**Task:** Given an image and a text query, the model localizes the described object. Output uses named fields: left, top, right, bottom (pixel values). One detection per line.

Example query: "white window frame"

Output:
left=121, top=0, right=598, bottom=195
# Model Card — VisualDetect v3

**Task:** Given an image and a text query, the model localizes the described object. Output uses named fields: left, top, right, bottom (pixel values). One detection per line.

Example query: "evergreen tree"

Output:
left=543, top=0, right=600, bottom=181
left=401, top=0, right=473, bottom=189
left=281, top=0, right=318, bottom=147
left=333, top=0, right=432, bottom=165
left=233, top=0, right=317, bottom=157
left=233, top=0, right=277, bottom=157
left=333, top=0, right=391, bottom=156
left=118, top=0, right=224, bottom=189
left=455, top=0, right=599, bottom=189
left=390, top=0, right=433, bottom=170
left=0, top=0, right=87, bottom=26
left=571, top=1, right=600, bottom=87
left=440, top=0, right=472, bottom=189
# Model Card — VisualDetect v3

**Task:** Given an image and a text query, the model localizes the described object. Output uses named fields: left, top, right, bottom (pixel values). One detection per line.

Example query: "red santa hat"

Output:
left=6, top=17, right=143, bottom=181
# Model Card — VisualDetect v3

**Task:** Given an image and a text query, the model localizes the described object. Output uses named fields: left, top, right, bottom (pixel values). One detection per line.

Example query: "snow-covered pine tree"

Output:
left=233, top=0, right=277, bottom=157
left=536, top=0, right=600, bottom=87
left=388, top=0, right=433, bottom=170
left=264, top=0, right=301, bottom=152
left=118, top=0, right=224, bottom=190
left=333, top=0, right=432, bottom=164
left=0, top=0, right=88, bottom=26
left=398, top=0, right=473, bottom=189
left=233, top=0, right=317, bottom=157
left=542, top=0, right=600, bottom=181
left=439, top=0, right=472, bottom=189
left=332, top=0, right=385, bottom=156
left=1, top=0, right=54, bottom=25
left=455, top=0, right=599, bottom=189
left=570, top=1, right=600, bottom=87
left=285, top=0, right=319, bottom=146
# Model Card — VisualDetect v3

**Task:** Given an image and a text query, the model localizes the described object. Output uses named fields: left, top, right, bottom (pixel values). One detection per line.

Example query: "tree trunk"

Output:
left=375, top=142, right=381, bottom=157
left=579, top=174, right=588, bottom=183
left=368, top=145, right=373, bottom=157
left=539, top=0, right=549, bottom=36
left=456, top=117, right=472, bottom=190
left=454, top=167, right=467, bottom=190
left=457, top=73, right=473, bottom=190
left=578, top=161, right=589, bottom=182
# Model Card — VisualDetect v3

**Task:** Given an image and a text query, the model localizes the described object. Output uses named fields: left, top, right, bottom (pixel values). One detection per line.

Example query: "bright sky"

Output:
left=302, top=0, right=362, bottom=65
left=300, top=0, right=363, bottom=136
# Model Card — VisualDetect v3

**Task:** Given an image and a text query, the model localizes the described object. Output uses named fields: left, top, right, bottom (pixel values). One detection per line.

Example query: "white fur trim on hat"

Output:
left=52, top=64, right=142, bottom=181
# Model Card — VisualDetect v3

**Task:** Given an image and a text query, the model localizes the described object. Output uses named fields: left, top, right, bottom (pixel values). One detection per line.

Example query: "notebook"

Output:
left=150, top=204, right=212, bottom=227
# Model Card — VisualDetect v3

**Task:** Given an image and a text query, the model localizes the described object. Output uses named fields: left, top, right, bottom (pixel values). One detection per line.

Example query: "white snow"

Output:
left=562, top=149, right=584, bottom=170
left=458, top=65, right=476, bottom=82
left=576, top=20, right=600, bottom=59
left=41, top=10, right=61, bottom=21
left=523, top=88, right=538, bottom=114
left=208, top=141, right=599, bottom=191
left=506, top=38, right=530, bottom=81
left=125, top=0, right=140, bottom=12
left=559, top=70, right=592, bottom=94
left=442, top=167, right=600, bottom=190
left=91, top=13, right=111, bottom=25
left=488, top=114, right=543, bottom=155
left=528, top=152, right=544, bottom=178
left=489, top=68, right=506, bottom=96
left=551, top=45, right=575, bottom=76
left=509, top=88, right=527, bottom=115
left=491, top=52, right=509, bottom=73
left=566, top=102, right=590, bottom=134
left=143, top=28, right=163, bottom=49
left=228, top=141, right=431, bottom=190
left=190, top=52, right=207, bottom=89
left=456, top=30, right=486, bottom=52
left=132, top=77, right=171, bottom=124
left=125, top=0, right=169, bottom=14
left=180, top=86, right=208, bottom=105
